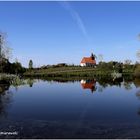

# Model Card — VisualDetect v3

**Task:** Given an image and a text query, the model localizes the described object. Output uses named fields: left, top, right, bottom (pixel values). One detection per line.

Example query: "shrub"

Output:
left=134, top=65, right=140, bottom=77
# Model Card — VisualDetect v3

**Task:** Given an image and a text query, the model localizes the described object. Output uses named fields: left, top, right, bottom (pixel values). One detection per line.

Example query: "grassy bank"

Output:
left=24, top=67, right=112, bottom=77
left=23, top=66, right=134, bottom=78
left=0, top=73, right=17, bottom=82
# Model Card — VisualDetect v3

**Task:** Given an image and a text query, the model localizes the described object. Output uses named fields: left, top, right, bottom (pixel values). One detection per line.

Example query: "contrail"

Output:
left=59, top=1, right=90, bottom=42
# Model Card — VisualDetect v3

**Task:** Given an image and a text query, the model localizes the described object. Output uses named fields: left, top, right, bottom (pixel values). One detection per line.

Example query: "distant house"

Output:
left=80, top=53, right=96, bottom=67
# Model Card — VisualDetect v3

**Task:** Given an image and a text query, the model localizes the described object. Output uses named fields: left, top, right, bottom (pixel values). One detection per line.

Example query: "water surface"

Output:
left=1, top=78, right=140, bottom=138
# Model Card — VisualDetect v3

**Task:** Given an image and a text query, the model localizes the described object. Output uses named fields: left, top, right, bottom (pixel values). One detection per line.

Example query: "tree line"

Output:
left=1, top=32, right=140, bottom=77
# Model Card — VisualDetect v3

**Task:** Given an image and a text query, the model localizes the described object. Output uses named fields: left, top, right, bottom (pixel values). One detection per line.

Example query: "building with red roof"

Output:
left=80, top=53, right=96, bottom=67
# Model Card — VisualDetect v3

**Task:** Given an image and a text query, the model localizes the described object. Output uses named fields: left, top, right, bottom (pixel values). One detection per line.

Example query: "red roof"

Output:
left=81, top=57, right=96, bottom=64
left=81, top=81, right=96, bottom=89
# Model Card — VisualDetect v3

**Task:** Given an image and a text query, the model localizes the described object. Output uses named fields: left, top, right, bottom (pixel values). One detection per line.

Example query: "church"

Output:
left=80, top=53, right=96, bottom=67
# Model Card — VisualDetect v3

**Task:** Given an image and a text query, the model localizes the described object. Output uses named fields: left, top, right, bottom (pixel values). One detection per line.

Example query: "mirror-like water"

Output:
left=1, top=78, right=140, bottom=138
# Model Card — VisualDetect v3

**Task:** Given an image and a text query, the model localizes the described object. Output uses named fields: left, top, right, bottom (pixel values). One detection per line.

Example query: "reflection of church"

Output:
left=81, top=79, right=96, bottom=93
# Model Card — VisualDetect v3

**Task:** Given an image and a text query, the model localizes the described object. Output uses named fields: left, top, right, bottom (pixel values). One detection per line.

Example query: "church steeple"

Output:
left=91, top=53, right=95, bottom=60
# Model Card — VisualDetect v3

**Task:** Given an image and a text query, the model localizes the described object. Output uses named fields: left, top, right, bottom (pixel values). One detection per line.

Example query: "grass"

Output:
left=0, top=73, right=17, bottom=82
left=23, top=66, right=114, bottom=78
left=23, top=66, right=135, bottom=79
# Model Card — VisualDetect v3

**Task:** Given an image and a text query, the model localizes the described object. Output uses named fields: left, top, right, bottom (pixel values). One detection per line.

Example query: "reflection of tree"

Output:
left=123, top=82, right=132, bottom=90
left=12, top=77, right=26, bottom=90
left=97, top=77, right=123, bottom=88
left=136, top=90, right=140, bottom=100
left=135, top=89, right=140, bottom=116
left=112, top=77, right=123, bottom=87
left=11, top=78, right=37, bottom=89
left=97, top=81, right=108, bottom=88
left=134, top=78, right=140, bottom=88
left=46, top=79, right=76, bottom=83
left=137, top=108, right=140, bottom=116
left=27, top=78, right=34, bottom=87
left=134, top=82, right=140, bottom=116
left=0, top=81, right=12, bottom=119
left=97, top=86, right=103, bottom=93
left=0, top=84, right=9, bottom=93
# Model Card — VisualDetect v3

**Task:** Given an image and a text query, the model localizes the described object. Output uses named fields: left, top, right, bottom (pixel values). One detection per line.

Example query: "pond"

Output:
left=1, top=77, right=140, bottom=138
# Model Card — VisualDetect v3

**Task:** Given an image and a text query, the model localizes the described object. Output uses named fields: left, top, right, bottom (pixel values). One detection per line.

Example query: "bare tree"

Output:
left=136, top=50, right=140, bottom=63
left=0, top=35, right=2, bottom=62
left=0, top=32, right=12, bottom=73
left=124, top=59, right=132, bottom=65
left=98, top=54, right=103, bottom=62
left=0, top=31, right=12, bottom=60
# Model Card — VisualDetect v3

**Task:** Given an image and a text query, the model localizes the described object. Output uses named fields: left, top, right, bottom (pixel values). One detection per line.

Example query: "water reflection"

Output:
left=0, top=77, right=140, bottom=138
left=0, top=82, right=10, bottom=94
left=46, top=79, right=78, bottom=83
left=0, top=81, right=12, bottom=119
left=135, top=88, right=140, bottom=116
left=97, top=77, right=123, bottom=88
left=9, top=77, right=138, bottom=92
left=27, top=78, right=35, bottom=87
left=11, top=78, right=39, bottom=90
left=81, top=79, right=96, bottom=93
left=136, top=90, right=140, bottom=99
left=80, top=77, right=130, bottom=93
left=123, top=81, right=133, bottom=90
left=80, top=77, right=125, bottom=93
left=134, top=78, right=140, bottom=88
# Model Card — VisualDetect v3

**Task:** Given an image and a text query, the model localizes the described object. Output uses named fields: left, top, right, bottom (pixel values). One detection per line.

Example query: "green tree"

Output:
left=11, top=59, right=25, bottom=75
left=29, top=60, right=33, bottom=69
left=123, top=59, right=133, bottom=72
left=134, top=65, right=140, bottom=77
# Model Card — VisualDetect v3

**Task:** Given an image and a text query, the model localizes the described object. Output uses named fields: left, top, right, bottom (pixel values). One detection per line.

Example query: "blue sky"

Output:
left=0, top=1, right=140, bottom=67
